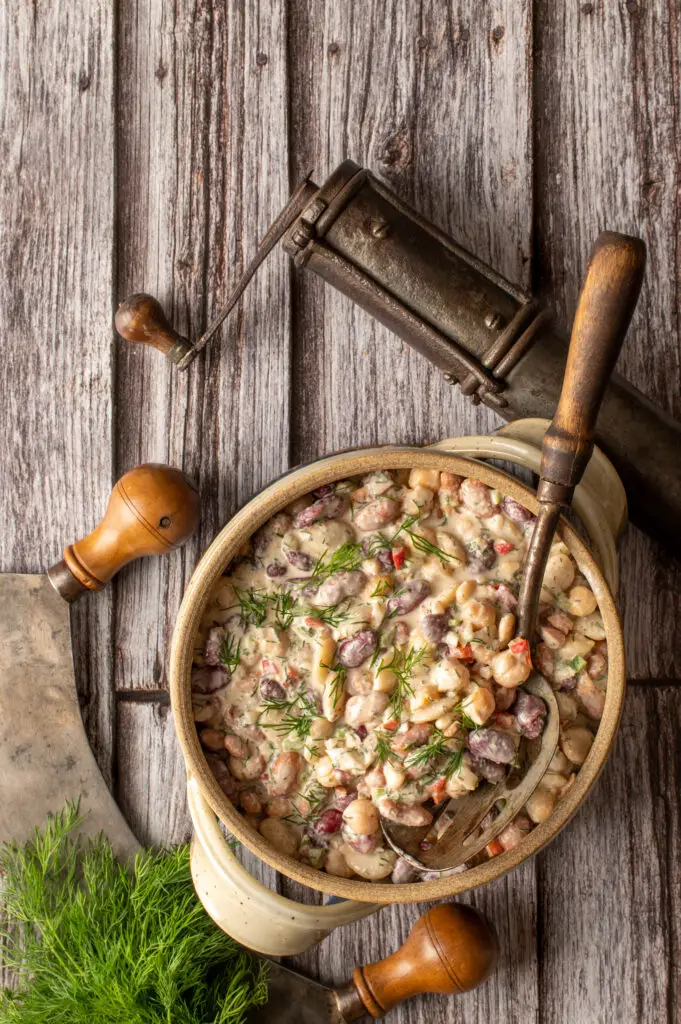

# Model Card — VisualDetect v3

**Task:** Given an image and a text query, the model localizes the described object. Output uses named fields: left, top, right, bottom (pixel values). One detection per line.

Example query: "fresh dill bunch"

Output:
left=0, top=802, right=268, bottom=1024
left=392, top=513, right=461, bottom=565
left=378, top=645, right=431, bottom=719
left=258, top=691, right=317, bottom=741
left=219, top=633, right=242, bottom=672
left=232, top=586, right=273, bottom=627
left=309, top=543, right=364, bottom=583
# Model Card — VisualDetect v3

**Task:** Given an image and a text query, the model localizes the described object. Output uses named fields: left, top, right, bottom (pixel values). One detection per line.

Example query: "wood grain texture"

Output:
left=534, top=0, right=681, bottom=680
left=537, top=685, right=680, bottom=1023
left=0, top=0, right=116, bottom=783
left=114, top=0, right=292, bottom=691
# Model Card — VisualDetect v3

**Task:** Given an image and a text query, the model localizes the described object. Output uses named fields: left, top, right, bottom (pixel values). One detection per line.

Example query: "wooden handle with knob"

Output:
left=333, top=903, right=499, bottom=1020
left=115, top=294, right=194, bottom=367
left=47, top=464, right=201, bottom=602
left=538, top=231, right=646, bottom=504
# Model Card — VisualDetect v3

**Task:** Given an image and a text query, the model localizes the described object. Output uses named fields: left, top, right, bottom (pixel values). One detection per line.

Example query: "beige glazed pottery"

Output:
left=169, top=419, right=626, bottom=955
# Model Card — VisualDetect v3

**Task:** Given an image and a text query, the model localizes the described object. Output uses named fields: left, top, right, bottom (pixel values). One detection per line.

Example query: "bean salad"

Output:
left=192, top=469, right=608, bottom=883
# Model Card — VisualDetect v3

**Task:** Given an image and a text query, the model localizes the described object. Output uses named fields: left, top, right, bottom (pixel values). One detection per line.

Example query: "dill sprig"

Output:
left=309, top=542, right=364, bottom=583
left=233, top=586, right=273, bottom=627
left=370, top=579, right=393, bottom=599
left=258, top=691, right=318, bottom=741
left=377, top=645, right=431, bottom=719
left=219, top=633, right=242, bottom=672
left=392, top=513, right=462, bottom=565
left=285, top=781, right=329, bottom=825
left=374, top=730, right=400, bottom=765
left=273, top=590, right=300, bottom=630
left=0, top=802, right=268, bottom=1023
left=307, top=600, right=355, bottom=628
left=321, top=662, right=347, bottom=709
left=405, top=728, right=467, bottom=781
left=364, top=533, right=392, bottom=558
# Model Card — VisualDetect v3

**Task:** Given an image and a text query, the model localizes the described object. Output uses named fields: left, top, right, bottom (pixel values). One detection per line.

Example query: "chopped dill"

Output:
left=285, top=781, right=329, bottom=825
left=404, top=728, right=467, bottom=781
left=364, top=533, right=392, bottom=558
left=233, top=586, right=273, bottom=627
left=258, top=691, right=317, bottom=741
left=219, top=633, right=242, bottom=672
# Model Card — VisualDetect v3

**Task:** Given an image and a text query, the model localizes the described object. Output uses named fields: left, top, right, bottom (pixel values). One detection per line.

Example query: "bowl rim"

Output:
left=169, top=445, right=625, bottom=903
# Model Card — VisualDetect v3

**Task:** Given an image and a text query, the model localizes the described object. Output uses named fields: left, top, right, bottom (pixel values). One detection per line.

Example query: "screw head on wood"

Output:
left=443, top=371, right=458, bottom=385
left=369, top=217, right=391, bottom=239
left=484, top=311, right=506, bottom=330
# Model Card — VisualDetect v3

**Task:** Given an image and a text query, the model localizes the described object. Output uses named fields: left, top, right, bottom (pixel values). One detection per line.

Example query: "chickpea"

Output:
left=498, top=612, right=516, bottom=647
left=259, top=817, right=299, bottom=857
left=456, top=579, right=477, bottom=603
left=316, top=755, right=342, bottom=788
left=383, top=761, right=407, bottom=790
left=543, top=552, right=576, bottom=593
left=325, top=848, right=354, bottom=878
left=223, top=734, right=249, bottom=758
left=239, top=790, right=263, bottom=815
left=265, top=797, right=292, bottom=818
left=491, top=649, right=531, bottom=688
left=199, top=728, right=225, bottom=752
left=525, top=785, right=557, bottom=824
left=340, top=844, right=396, bottom=880
left=566, top=585, right=598, bottom=617
left=343, top=798, right=380, bottom=835
left=460, top=685, right=496, bottom=726
left=560, top=726, right=594, bottom=766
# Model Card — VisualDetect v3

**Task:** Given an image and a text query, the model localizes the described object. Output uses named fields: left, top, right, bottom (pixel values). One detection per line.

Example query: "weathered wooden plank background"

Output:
left=1, top=1, right=679, bottom=1022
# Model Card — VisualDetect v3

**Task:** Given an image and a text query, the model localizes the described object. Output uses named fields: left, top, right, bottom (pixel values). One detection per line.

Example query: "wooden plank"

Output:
left=533, top=0, right=681, bottom=681
left=0, top=1, right=115, bottom=782
left=537, top=684, right=680, bottom=1023
left=284, top=4, right=538, bottom=1021
left=114, top=0, right=292, bottom=690
left=288, top=0, right=534, bottom=466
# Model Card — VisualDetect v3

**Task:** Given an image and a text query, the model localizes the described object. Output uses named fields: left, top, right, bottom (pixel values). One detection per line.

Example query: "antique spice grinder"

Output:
left=116, top=160, right=681, bottom=555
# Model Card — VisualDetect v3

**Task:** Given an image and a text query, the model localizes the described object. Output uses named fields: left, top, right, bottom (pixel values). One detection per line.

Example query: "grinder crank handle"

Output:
left=47, top=464, right=201, bottom=602
left=333, top=903, right=499, bottom=1020
left=518, top=231, right=646, bottom=638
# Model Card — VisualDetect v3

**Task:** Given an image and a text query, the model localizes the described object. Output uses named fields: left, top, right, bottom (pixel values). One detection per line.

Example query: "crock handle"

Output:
left=333, top=903, right=499, bottom=1020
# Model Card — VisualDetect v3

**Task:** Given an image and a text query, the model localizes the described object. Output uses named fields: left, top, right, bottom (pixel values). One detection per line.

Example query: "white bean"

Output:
left=410, top=696, right=457, bottom=723
left=460, top=686, right=495, bottom=725
left=560, top=726, right=594, bottom=765
left=340, top=844, right=397, bottom=880
left=408, top=468, right=440, bottom=490
left=566, top=585, right=598, bottom=617
left=525, top=785, right=557, bottom=823
left=344, top=691, right=389, bottom=727
left=270, top=751, right=302, bottom=795
left=456, top=579, right=477, bottom=603
left=343, top=798, right=380, bottom=835
left=223, top=734, right=249, bottom=758
left=575, top=611, right=606, bottom=641
left=229, top=753, right=265, bottom=781
left=543, top=552, right=576, bottom=593
left=259, top=817, right=299, bottom=857
left=383, top=761, right=407, bottom=790
left=325, top=848, right=354, bottom=878
left=498, top=612, right=516, bottom=646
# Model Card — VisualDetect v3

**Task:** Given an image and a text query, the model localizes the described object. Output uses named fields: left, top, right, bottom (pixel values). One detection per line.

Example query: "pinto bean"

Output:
left=192, top=665, right=230, bottom=694
left=265, top=797, right=292, bottom=818
left=460, top=478, right=496, bottom=518
left=468, top=728, right=516, bottom=764
left=229, top=753, right=266, bottom=781
left=354, top=497, right=400, bottom=531
left=314, top=570, right=366, bottom=607
left=547, top=609, right=574, bottom=634
left=513, top=689, right=547, bottom=739
left=391, top=857, right=419, bottom=884
left=419, top=613, right=449, bottom=642
left=587, top=652, right=608, bottom=679
left=293, top=493, right=347, bottom=528
left=266, top=560, right=287, bottom=578
left=498, top=817, right=532, bottom=851
left=200, top=728, right=226, bottom=751
left=575, top=674, right=606, bottom=720
left=260, top=817, right=299, bottom=857
left=500, top=495, right=535, bottom=523
left=494, top=584, right=518, bottom=612
left=286, top=548, right=313, bottom=571
left=386, top=578, right=431, bottom=616
left=539, top=624, right=568, bottom=650
left=259, top=677, right=287, bottom=701
left=378, top=798, right=433, bottom=827
left=337, top=629, right=378, bottom=668
left=223, top=733, right=249, bottom=758
left=206, top=755, right=238, bottom=798
left=270, top=751, right=302, bottom=795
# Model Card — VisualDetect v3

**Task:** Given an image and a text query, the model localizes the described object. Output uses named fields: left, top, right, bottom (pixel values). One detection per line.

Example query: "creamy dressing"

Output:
left=191, top=469, right=608, bottom=883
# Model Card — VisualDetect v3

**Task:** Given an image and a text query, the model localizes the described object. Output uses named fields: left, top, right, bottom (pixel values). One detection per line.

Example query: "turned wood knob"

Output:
left=334, top=903, right=499, bottom=1020
left=47, top=464, right=201, bottom=602
left=115, top=293, right=194, bottom=367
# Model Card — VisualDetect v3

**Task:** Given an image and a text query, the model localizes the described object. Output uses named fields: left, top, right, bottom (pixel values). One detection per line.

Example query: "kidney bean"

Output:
left=270, top=751, right=302, bottom=795
left=266, top=560, right=287, bottom=578
left=513, top=689, right=547, bottom=739
left=391, top=857, right=419, bottom=884
left=468, top=728, right=516, bottom=764
left=315, top=808, right=343, bottom=834
left=260, top=677, right=287, bottom=701
left=252, top=527, right=269, bottom=555
left=333, top=790, right=358, bottom=812
left=354, top=497, right=400, bottom=531
left=501, top=495, right=535, bottom=523
left=313, top=484, right=334, bottom=497
left=460, top=478, right=496, bottom=518
left=546, top=609, right=574, bottom=633
left=293, top=493, right=347, bottom=528
left=387, top=578, right=431, bottom=616
left=314, top=570, right=365, bottom=607
left=286, top=549, right=313, bottom=571
left=420, top=613, right=449, bottom=642
left=559, top=675, right=578, bottom=691
left=337, top=629, right=378, bottom=668
left=347, top=834, right=377, bottom=854
left=468, top=754, right=508, bottom=783
left=466, top=536, right=496, bottom=572
left=192, top=665, right=230, bottom=694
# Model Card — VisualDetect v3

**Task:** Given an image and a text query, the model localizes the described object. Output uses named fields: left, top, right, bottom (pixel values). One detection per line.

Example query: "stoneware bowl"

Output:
left=169, top=421, right=626, bottom=954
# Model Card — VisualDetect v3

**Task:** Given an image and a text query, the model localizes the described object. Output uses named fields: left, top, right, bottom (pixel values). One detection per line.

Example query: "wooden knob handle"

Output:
left=115, top=294, right=194, bottom=367
left=47, top=464, right=201, bottom=602
left=334, top=903, right=499, bottom=1020
left=539, top=231, right=646, bottom=502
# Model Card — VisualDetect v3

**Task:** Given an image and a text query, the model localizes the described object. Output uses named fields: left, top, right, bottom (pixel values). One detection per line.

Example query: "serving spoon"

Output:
left=381, top=231, right=646, bottom=873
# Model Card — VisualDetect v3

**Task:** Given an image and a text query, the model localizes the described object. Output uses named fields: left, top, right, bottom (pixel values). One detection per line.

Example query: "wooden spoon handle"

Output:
left=333, top=903, right=498, bottom=1020
left=47, top=464, right=201, bottom=602
left=115, top=294, right=194, bottom=367
left=538, top=231, right=646, bottom=505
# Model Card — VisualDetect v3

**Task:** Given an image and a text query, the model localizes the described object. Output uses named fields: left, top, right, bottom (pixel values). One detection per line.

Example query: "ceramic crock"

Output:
left=169, top=419, right=626, bottom=955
